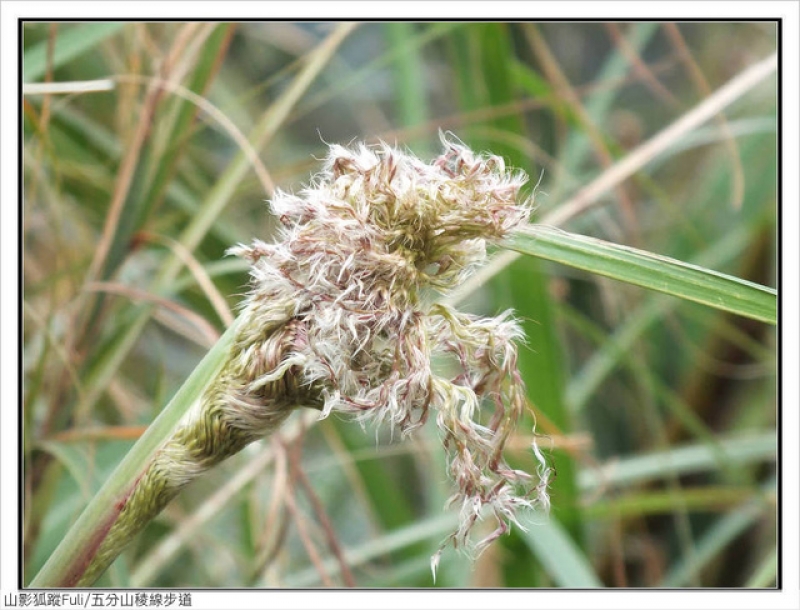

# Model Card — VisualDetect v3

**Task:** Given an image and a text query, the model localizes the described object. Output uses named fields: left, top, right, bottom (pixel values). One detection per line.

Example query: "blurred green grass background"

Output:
left=22, top=21, right=777, bottom=588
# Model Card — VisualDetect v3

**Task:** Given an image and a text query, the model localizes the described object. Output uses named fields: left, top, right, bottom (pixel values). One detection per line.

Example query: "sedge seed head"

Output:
left=229, top=133, right=550, bottom=566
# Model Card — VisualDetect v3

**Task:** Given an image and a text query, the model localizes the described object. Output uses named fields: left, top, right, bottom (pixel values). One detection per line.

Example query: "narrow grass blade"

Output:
left=550, top=22, right=659, bottom=200
left=745, top=548, right=778, bottom=588
left=23, top=22, right=125, bottom=82
left=544, top=52, right=777, bottom=227
left=23, top=79, right=115, bottom=95
left=578, top=431, right=776, bottom=491
left=662, top=480, right=774, bottom=587
left=520, top=513, right=603, bottom=587
left=506, top=225, right=777, bottom=325
left=566, top=222, right=764, bottom=412
left=385, top=23, right=428, bottom=151
left=282, top=513, right=459, bottom=587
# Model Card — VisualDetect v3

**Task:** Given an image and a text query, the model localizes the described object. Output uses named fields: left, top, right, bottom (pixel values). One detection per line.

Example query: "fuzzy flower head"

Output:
left=229, top=135, right=550, bottom=567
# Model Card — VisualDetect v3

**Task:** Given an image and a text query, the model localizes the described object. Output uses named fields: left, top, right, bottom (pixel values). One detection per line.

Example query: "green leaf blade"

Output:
left=520, top=514, right=603, bottom=588
left=24, top=23, right=126, bottom=82
left=506, top=226, right=777, bottom=325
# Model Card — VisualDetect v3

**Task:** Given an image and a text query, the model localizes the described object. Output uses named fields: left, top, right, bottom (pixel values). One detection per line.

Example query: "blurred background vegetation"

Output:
left=22, top=21, right=778, bottom=588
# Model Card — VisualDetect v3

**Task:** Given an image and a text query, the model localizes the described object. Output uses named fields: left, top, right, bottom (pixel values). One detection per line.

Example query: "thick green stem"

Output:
left=30, top=311, right=322, bottom=587
left=29, top=320, right=239, bottom=587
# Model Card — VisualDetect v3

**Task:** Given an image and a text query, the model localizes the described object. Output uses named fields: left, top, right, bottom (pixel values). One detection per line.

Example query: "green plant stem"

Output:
left=29, top=319, right=239, bottom=587
left=30, top=312, right=322, bottom=587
